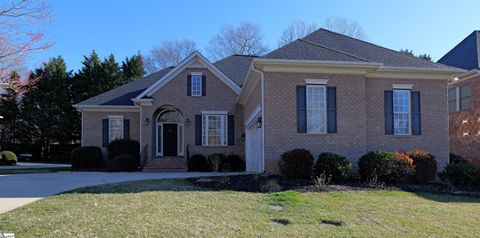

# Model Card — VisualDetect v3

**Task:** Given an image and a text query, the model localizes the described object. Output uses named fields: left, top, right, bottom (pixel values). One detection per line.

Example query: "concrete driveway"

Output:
left=0, top=172, right=238, bottom=214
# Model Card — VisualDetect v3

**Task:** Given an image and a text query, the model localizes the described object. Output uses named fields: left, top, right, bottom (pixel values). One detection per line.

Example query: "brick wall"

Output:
left=81, top=111, right=140, bottom=147
left=263, top=71, right=449, bottom=173
left=140, top=67, right=244, bottom=160
left=449, top=74, right=480, bottom=165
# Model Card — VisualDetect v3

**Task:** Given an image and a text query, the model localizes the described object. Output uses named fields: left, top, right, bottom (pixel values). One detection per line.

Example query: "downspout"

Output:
left=251, top=65, right=266, bottom=173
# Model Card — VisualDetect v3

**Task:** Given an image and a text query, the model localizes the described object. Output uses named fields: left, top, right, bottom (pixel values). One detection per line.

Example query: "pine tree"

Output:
left=73, top=50, right=102, bottom=101
left=20, top=57, right=79, bottom=159
left=99, top=54, right=123, bottom=91
left=122, top=52, right=145, bottom=81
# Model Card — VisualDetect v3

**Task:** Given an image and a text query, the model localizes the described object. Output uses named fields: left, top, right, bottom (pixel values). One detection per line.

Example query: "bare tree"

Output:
left=278, top=20, right=317, bottom=47
left=144, top=39, right=196, bottom=73
left=0, top=0, right=52, bottom=80
left=206, top=22, right=269, bottom=61
left=324, top=17, right=366, bottom=39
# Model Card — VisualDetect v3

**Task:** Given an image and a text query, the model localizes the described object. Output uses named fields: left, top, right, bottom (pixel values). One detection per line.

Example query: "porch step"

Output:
left=142, top=156, right=187, bottom=172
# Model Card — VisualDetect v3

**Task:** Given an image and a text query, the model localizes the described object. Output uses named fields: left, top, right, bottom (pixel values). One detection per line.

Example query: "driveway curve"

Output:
left=0, top=172, right=239, bottom=214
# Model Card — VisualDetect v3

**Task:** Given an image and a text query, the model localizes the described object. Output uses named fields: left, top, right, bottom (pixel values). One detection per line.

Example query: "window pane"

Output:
left=460, top=86, right=470, bottom=98
left=157, top=125, right=162, bottom=153
left=449, top=101, right=457, bottom=113
left=460, top=97, right=471, bottom=110
left=109, top=118, right=124, bottom=142
left=448, top=88, right=456, bottom=101
left=393, top=90, right=410, bottom=135
left=306, top=85, right=326, bottom=133
left=202, top=114, right=227, bottom=146
left=460, top=86, right=471, bottom=110
left=191, top=75, right=202, bottom=96
left=178, top=125, right=183, bottom=155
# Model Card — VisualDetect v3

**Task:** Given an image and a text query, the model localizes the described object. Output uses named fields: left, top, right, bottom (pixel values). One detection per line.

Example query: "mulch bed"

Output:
left=189, top=174, right=480, bottom=198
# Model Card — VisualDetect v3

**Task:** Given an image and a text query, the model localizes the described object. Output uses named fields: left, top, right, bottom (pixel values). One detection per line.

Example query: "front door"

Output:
left=163, top=124, right=178, bottom=156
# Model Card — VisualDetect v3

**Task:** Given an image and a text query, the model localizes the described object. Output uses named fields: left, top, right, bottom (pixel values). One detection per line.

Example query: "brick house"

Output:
left=438, top=30, right=480, bottom=165
left=74, top=29, right=462, bottom=172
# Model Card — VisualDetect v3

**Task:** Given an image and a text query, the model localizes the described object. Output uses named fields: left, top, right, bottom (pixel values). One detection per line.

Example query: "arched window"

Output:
left=157, top=110, right=182, bottom=123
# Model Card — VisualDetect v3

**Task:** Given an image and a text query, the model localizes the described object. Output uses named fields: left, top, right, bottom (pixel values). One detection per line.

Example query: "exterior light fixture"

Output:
left=453, top=77, right=459, bottom=81
left=462, top=119, right=468, bottom=124
left=463, top=132, right=469, bottom=136
left=0, top=115, right=3, bottom=119
left=185, top=118, right=190, bottom=127
left=145, top=117, right=150, bottom=126
left=256, top=117, right=262, bottom=129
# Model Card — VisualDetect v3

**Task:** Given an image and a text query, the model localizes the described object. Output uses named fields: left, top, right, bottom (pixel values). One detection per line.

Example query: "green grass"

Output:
left=0, top=179, right=479, bottom=237
left=0, top=167, right=70, bottom=174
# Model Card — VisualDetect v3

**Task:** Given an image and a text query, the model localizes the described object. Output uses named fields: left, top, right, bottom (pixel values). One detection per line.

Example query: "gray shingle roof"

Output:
left=213, top=55, right=257, bottom=87
left=265, top=39, right=368, bottom=62
left=266, top=28, right=453, bottom=69
left=76, top=67, right=172, bottom=106
left=77, top=28, right=459, bottom=107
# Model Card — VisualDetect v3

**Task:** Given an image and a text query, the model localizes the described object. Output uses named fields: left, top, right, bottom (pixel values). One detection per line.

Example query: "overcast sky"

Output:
left=30, top=0, right=480, bottom=71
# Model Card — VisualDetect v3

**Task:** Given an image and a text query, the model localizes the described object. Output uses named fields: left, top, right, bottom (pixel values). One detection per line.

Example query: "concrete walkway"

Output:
left=0, top=162, right=71, bottom=170
left=0, top=172, right=238, bottom=214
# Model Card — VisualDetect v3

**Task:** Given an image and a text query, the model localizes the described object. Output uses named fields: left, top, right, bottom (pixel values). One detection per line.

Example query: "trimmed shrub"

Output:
left=113, top=154, right=139, bottom=172
left=107, top=139, right=140, bottom=161
left=0, top=151, right=17, bottom=165
left=407, top=150, right=437, bottom=183
left=70, top=146, right=103, bottom=170
left=279, top=148, right=314, bottom=179
left=359, top=151, right=413, bottom=183
left=188, top=154, right=212, bottom=172
left=440, top=162, right=480, bottom=187
left=208, top=153, right=225, bottom=172
left=220, top=154, right=245, bottom=172
left=314, top=152, right=352, bottom=182
left=392, top=152, right=414, bottom=183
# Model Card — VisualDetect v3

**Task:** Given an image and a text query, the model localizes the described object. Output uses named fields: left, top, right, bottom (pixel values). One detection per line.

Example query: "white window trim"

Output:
left=306, top=85, right=327, bottom=134
left=191, top=74, right=203, bottom=97
left=393, top=90, right=412, bottom=136
left=108, top=115, right=124, bottom=142
left=392, top=84, right=414, bottom=90
left=305, top=78, right=329, bottom=85
left=202, top=113, right=228, bottom=147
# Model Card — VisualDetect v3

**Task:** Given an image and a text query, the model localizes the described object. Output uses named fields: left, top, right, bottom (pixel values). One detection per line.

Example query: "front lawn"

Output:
left=0, top=179, right=479, bottom=237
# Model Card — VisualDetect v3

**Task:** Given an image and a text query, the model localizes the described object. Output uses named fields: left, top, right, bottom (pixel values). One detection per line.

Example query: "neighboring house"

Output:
left=438, top=30, right=480, bottom=165
left=74, top=28, right=462, bottom=173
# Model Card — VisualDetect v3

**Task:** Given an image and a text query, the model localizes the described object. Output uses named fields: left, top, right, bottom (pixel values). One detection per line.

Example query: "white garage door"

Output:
left=246, top=122, right=263, bottom=172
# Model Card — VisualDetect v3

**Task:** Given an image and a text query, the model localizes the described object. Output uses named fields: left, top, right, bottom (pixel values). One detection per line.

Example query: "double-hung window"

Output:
left=202, top=114, right=227, bottom=146
left=191, top=75, right=202, bottom=96
left=393, top=90, right=411, bottom=135
left=306, top=85, right=326, bottom=133
left=108, top=116, right=124, bottom=142
left=448, top=85, right=471, bottom=113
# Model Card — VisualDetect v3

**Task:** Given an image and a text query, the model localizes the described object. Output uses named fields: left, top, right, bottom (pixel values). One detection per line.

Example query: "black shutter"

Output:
left=202, top=75, right=206, bottom=96
left=411, top=91, right=421, bottom=135
left=124, top=119, right=130, bottom=139
left=384, top=91, right=394, bottom=135
left=195, top=115, right=202, bottom=145
left=102, top=119, right=109, bottom=147
left=228, top=115, right=234, bottom=145
left=187, top=75, right=192, bottom=96
left=296, top=86, right=307, bottom=133
left=326, top=86, right=337, bottom=133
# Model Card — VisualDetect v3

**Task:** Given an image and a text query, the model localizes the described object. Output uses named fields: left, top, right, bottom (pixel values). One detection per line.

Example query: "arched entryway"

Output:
left=156, top=108, right=184, bottom=157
